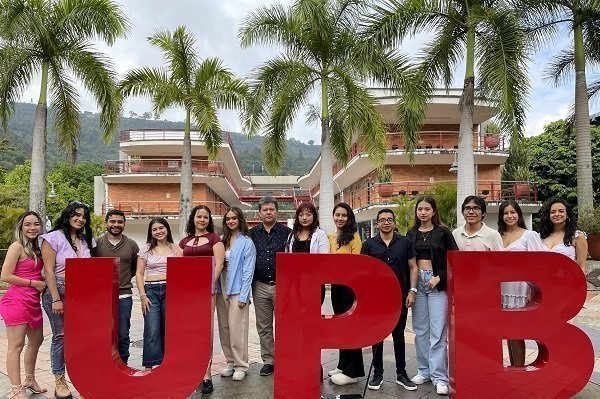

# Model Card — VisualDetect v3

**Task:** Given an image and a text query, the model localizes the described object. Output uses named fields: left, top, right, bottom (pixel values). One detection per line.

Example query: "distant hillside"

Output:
left=0, top=102, right=320, bottom=176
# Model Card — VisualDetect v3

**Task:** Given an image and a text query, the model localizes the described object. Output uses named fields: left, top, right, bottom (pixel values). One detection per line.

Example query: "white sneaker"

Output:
left=327, top=368, right=343, bottom=377
left=411, top=374, right=430, bottom=385
left=232, top=370, right=247, bottom=381
left=220, top=365, right=234, bottom=377
left=330, top=373, right=358, bottom=385
left=436, top=382, right=449, bottom=395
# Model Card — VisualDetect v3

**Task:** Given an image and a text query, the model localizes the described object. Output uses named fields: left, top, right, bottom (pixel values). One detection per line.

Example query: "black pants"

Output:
left=331, top=284, right=365, bottom=378
left=371, top=295, right=408, bottom=376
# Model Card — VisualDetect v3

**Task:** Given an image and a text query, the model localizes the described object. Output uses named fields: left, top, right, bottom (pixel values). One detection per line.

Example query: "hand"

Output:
left=406, top=292, right=415, bottom=308
left=52, top=299, right=64, bottom=315
left=141, top=297, right=152, bottom=315
left=31, top=280, right=46, bottom=292
left=238, top=301, right=247, bottom=309
left=428, top=276, right=441, bottom=289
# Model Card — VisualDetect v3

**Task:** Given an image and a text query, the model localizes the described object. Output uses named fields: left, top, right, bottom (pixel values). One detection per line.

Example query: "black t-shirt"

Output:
left=250, top=222, right=292, bottom=282
left=361, top=233, right=416, bottom=293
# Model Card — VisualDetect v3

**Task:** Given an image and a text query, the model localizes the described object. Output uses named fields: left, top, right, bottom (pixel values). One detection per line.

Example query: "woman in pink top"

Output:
left=179, top=205, right=224, bottom=394
left=539, top=198, right=588, bottom=273
left=497, top=200, right=544, bottom=367
left=0, top=212, right=48, bottom=399
left=136, top=218, right=182, bottom=369
left=42, top=202, right=95, bottom=399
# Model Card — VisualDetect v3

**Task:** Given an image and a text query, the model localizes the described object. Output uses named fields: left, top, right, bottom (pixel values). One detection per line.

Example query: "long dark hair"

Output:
left=145, top=217, right=174, bottom=251
left=497, top=200, right=527, bottom=235
left=14, top=211, right=43, bottom=262
left=539, top=198, right=578, bottom=246
left=332, top=203, right=357, bottom=248
left=51, top=202, right=93, bottom=254
left=411, top=196, right=442, bottom=229
left=222, top=207, right=250, bottom=248
left=291, top=202, right=319, bottom=240
left=185, top=205, right=215, bottom=236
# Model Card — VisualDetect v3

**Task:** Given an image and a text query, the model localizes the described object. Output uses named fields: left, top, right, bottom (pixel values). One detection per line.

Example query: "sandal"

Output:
left=8, top=384, right=27, bottom=399
left=23, top=373, right=48, bottom=394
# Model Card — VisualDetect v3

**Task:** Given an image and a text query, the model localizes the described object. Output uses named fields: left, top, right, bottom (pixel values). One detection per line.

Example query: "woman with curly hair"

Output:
left=0, top=211, right=47, bottom=399
left=539, top=198, right=588, bottom=273
left=42, top=202, right=95, bottom=398
left=326, top=203, right=364, bottom=386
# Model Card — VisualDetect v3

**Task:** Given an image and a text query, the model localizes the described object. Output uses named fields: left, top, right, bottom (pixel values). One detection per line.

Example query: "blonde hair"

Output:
left=14, top=211, right=43, bottom=262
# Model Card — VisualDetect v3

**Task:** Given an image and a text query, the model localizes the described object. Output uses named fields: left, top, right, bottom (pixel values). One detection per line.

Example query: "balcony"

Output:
left=238, top=187, right=312, bottom=206
left=344, top=180, right=538, bottom=211
left=101, top=200, right=228, bottom=218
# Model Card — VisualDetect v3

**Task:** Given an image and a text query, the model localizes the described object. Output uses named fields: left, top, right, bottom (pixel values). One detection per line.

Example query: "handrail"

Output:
left=101, top=200, right=227, bottom=217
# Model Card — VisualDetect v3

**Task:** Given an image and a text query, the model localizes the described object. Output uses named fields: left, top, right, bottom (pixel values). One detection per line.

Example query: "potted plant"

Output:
left=484, top=122, right=501, bottom=149
left=512, top=166, right=533, bottom=199
left=578, top=207, right=600, bottom=260
left=377, top=167, right=394, bottom=198
left=207, top=160, right=220, bottom=172
left=130, top=155, right=142, bottom=172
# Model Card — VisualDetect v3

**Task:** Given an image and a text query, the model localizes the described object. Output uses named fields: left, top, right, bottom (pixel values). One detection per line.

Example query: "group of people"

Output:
left=0, top=194, right=588, bottom=398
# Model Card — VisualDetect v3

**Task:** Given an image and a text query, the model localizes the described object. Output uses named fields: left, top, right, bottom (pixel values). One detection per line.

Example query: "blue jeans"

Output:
left=413, top=269, right=448, bottom=384
left=119, top=297, right=133, bottom=364
left=42, top=279, right=66, bottom=375
left=143, top=283, right=166, bottom=367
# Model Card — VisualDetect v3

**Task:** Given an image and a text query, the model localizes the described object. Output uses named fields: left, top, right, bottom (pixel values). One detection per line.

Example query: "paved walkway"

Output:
left=1, top=290, right=599, bottom=398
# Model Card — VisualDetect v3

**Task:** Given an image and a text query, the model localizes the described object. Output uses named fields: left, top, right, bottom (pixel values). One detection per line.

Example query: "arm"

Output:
left=316, top=229, right=330, bottom=254
left=238, top=239, right=257, bottom=307
left=42, top=239, right=63, bottom=313
left=212, top=241, right=225, bottom=284
left=573, top=234, right=588, bottom=274
left=0, top=243, right=45, bottom=291
left=406, top=256, right=418, bottom=307
left=431, top=229, right=458, bottom=288
left=135, top=255, right=151, bottom=315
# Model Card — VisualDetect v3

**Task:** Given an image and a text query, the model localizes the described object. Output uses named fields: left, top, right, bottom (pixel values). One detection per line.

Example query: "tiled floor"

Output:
left=1, top=291, right=599, bottom=398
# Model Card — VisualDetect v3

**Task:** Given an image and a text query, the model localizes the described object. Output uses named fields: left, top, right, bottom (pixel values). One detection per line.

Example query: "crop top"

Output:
left=138, top=243, right=178, bottom=277
left=179, top=233, right=221, bottom=256
left=415, top=231, right=432, bottom=260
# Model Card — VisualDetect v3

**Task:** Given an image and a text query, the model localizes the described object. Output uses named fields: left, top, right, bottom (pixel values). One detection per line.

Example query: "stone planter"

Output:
left=484, top=135, right=500, bottom=148
left=513, top=183, right=531, bottom=199
left=378, top=184, right=394, bottom=198
left=587, top=234, right=600, bottom=261
left=207, top=162, right=220, bottom=172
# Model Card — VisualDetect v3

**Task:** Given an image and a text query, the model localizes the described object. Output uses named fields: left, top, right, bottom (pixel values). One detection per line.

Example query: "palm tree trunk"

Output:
left=573, top=22, right=594, bottom=211
left=319, top=77, right=335, bottom=233
left=456, top=28, right=477, bottom=224
left=179, top=109, right=193, bottom=239
left=30, top=61, right=49, bottom=223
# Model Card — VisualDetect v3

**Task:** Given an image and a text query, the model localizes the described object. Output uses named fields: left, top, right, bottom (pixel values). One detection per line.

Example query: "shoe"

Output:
left=367, top=374, right=383, bottom=390
left=396, top=373, right=417, bottom=391
left=259, top=364, right=274, bottom=376
left=327, top=368, right=343, bottom=377
left=54, top=374, right=73, bottom=399
left=8, top=384, right=27, bottom=399
left=201, top=379, right=213, bottom=394
left=330, top=373, right=358, bottom=385
left=436, top=382, right=449, bottom=395
left=220, top=365, right=234, bottom=377
left=24, top=373, right=48, bottom=394
left=232, top=370, right=246, bottom=381
left=411, top=373, right=430, bottom=385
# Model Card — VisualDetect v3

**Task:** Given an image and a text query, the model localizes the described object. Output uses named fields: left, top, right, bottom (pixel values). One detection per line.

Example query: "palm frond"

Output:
left=148, top=26, right=198, bottom=87
left=49, top=61, right=81, bottom=162
left=305, top=103, right=321, bottom=126
left=239, top=3, right=303, bottom=51
left=418, top=21, right=466, bottom=89
left=543, top=50, right=575, bottom=86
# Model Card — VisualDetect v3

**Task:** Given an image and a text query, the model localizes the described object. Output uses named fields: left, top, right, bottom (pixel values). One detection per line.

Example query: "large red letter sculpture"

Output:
left=274, top=253, right=403, bottom=398
left=448, top=251, right=593, bottom=398
left=65, top=257, right=212, bottom=399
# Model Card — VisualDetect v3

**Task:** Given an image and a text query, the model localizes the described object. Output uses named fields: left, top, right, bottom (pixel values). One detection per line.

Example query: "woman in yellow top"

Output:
left=326, top=203, right=364, bottom=386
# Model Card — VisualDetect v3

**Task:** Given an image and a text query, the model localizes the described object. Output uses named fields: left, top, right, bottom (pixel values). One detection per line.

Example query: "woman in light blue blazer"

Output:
left=216, top=207, right=256, bottom=381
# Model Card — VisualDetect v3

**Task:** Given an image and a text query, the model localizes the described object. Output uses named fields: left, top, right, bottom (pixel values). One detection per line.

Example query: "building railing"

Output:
left=238, top=187, right=312, bottom=201
left=343, top=180, right=538, bottom=210
left=101, top=200, right=228, bottom=217
left=104, top=159, right=228, bottom=175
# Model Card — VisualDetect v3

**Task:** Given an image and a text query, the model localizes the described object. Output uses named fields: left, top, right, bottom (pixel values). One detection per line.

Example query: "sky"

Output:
left=19, top=0, right=599, bottom=143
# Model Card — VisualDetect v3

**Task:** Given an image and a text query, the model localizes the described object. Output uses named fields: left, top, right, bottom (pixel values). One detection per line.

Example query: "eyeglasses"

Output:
left=377, top=218, right=395, bottom=224
left=464, top=206, right=482, bottom=213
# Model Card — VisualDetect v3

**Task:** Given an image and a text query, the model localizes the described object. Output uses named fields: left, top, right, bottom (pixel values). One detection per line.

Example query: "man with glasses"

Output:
left=249, top=196, right=292, bottom=376
left=361, top=208, right=418, bottom=391
left=452, top=196, right=503, bottom=251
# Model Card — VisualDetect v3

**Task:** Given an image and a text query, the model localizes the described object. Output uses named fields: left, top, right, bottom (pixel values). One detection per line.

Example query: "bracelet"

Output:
left=52, top=299, right=62, bottom=303
left=28, top=279, right=31, bottom=286
left=140, top=294, right=147, bottom=299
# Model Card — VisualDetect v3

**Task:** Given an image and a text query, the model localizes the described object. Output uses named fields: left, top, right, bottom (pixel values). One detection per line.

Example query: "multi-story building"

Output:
left=95, top=88, right=540, bottom=242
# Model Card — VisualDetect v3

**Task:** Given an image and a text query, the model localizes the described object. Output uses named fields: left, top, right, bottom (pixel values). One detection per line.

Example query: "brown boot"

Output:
left=54, top=374, right=73, bottom=399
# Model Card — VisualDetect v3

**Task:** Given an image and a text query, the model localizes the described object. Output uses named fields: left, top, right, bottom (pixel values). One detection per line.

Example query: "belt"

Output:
left=260, top=280, right=276, bottom=286
left=145, top=280, right=166, bottom=285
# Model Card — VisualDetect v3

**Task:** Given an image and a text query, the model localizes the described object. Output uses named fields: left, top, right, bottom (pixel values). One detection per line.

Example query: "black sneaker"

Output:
left=201, top=379, right=213, bottom=394
left=396, top=373, right=417, bottom=391
left=260, top=364, right=274, bottom=376
left=367, top=374, right=383, bottom=390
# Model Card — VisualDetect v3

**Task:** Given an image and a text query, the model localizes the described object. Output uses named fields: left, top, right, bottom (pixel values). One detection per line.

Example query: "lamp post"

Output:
left=48, top=181, right=57, bottom=198
left=333, top=180, right=344, bottom=203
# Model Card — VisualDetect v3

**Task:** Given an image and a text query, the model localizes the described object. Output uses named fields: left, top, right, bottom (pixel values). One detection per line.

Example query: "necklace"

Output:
left=419, top=229, right=432, bottom=242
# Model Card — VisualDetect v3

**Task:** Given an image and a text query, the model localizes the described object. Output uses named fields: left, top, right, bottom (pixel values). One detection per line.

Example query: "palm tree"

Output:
left=516, top=0, right=600, bottom=211
left=367, top=0, right=530, bottom=222
left=240, top=0, right=427, bottom=232
left=119, top=26, right=248, bottom=238
left=0, top=0, right=129, bottom=222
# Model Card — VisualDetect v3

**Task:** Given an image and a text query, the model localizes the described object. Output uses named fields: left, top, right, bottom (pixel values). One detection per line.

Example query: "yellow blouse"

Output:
left=328, top=232, right=362, bottom=254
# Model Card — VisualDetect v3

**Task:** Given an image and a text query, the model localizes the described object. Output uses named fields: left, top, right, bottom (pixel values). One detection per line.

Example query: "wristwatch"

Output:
left=409, top=288, right=417, bottom=293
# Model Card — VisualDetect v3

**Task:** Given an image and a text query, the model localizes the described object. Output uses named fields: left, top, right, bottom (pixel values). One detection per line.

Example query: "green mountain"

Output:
left=1, top=102, right=320, bottom=176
